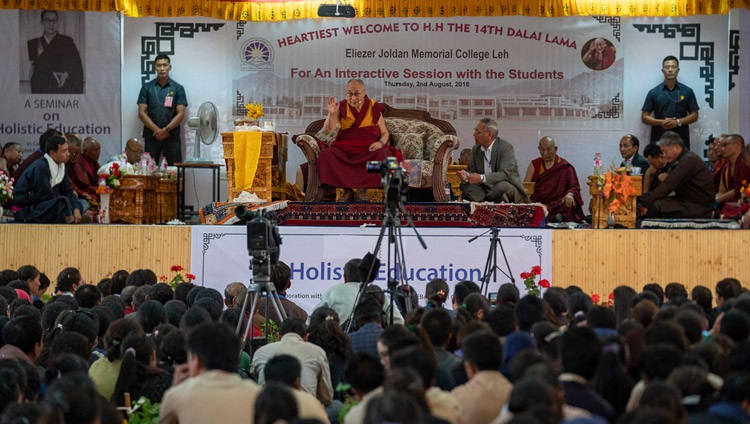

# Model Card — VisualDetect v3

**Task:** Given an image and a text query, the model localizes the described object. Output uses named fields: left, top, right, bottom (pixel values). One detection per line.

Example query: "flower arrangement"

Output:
left=245, top=102, right=264, bottom=121
left=97, top=162, right=127, bottom=193
left=520, top=265, right=549, bottom=297
left=594, top=163, right=637, bottom=213
left=159, top=265, right=196, bottom=288
left=0, top=170, right=14, bottom=204
left=590, top=292, right=614, bottom=307
left=739, top=180, right=750, bottom=205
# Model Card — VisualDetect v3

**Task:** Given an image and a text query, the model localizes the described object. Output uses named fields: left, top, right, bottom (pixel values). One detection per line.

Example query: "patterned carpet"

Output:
left=201, top=201, right=547, bottom=227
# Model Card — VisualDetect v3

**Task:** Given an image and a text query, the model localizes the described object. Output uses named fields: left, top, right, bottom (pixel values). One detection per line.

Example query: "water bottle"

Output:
left=593, top=152, right=603, bottom=175
left=159, top=157, right=168, bottom=177
left=444, top=182, right=452, bottom=201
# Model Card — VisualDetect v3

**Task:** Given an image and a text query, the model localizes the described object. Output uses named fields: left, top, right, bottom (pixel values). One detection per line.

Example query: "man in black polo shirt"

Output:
left=137, top=54, right=188, bottom=165
left=641, top=55, right=699, bottom=149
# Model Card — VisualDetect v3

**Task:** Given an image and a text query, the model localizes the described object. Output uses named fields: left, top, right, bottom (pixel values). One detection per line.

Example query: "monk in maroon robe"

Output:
left=523, top=137, right=585, bottom=222
left=68, top=137, right=101, bottom=207
left=317, top=79, right=401, bottom=202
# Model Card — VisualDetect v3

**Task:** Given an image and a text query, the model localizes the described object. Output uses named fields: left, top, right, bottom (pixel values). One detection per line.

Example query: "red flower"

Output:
left=520, top=272, right=531, bottom=280
left=112, top=163, right=119, bottom=171
left=591, top=293, right=600, bottom=303
left=159, top=275, right=167, bottom=282
left=185, top=273, right=196, bottom=281
left=531, top=266, right=542, bottom=276
left=608, top=292, right=614, bottom=300
left=170, top=265, right=183, bottom=272
left=538, top=279, right=550, bottom=288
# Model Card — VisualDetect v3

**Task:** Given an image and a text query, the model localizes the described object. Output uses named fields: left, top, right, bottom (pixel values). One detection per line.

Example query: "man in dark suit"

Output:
left=458, top=118, right=529, bottom=203
left=619, top=134, right=650, bottom=171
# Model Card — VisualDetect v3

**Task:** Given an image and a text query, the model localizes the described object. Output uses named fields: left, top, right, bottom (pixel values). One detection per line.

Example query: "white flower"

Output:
left=113, top=180, right=120, bottom=187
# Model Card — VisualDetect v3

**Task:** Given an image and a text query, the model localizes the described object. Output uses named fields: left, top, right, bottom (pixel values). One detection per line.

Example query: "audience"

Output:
left=2, top=262, right=750, bottom=424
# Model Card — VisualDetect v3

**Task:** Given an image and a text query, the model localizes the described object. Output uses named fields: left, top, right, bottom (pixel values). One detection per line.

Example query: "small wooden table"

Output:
left=110, top=175, right=159, bottom=224
left=221, top=132, right=286, bottom=202
left=175, top=162, right=222, bottom=221
left=588, top=174, right=643, bottom=228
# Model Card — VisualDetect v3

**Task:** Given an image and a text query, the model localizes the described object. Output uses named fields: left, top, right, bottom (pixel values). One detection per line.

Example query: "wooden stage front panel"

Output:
left=1, top=225, right=748, bottom=300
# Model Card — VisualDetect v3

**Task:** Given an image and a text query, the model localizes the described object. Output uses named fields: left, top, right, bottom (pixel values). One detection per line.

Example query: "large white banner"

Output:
left=190, top=225, right=552, bottom=313
left=0, top=10, right=121, bottom=160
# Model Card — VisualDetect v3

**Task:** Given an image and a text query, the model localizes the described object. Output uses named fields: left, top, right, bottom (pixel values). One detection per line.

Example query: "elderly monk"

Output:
left=66, top=134, right=98, bottom=207
left=523, top=136, right=585, bottom=222
left=317, top=78, right=402, bottom=202
left=107, top=138, right=155, bottom=172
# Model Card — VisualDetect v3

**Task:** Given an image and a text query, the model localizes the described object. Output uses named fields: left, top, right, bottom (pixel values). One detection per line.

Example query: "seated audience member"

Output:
left=158, top=322, right=261, bottom=424
left=74, top=284, right=102, bottom=309
left=110, top=333, right=170, bottom=405
left=55, top=267, right=83, bottom=297
left=317, top=78, right=401, bottom=202
left=43, top=374, right=103, bottom=424
left=523, top=136, right=584, bottom=222
left=389, top=346, right=463, bottom=424
left=640, top=131, right=716, bottom=219
left=559, top=327, right=615, bottom=422
left=12, top=135, right=86, bottom=223
left=254, top=384, right=299, bottom=424
left=0, top=142, right=23, bottom=180
left=421, top=308, right=462, bottom=375
left=450, top=331, right=512, bottom=424
left=458, top=118, right=529, bottom=203
left=16, top=265, right=43, bottom=309
left=307, top=307, right=351, bottom=404
left=0, top=316, right=43, bottom=365
left=688, top=373, right=750, bottom=424
left=13, top=129, right=61, bottom=180
left=716, top=134, right=750, bottom=213
left=348, top=299, right=384, bottom=359
left=89, top=318, right=143, bottom=399
left=251, top=318, right=333, bottom=406
left=313, top=257, right=403, bottom=326
left=263, top=354, right=329, bottom=423
left=66, top=134, right=99, bottom=208
left=424, top=278, right=450, bottom=310
left=257, top=261, right=307, bottom=324
left=619, top=134, right=650, bottom=170
left=342, top=352, right=386, bottom=424
left=643, top=143, right=669, bottom=194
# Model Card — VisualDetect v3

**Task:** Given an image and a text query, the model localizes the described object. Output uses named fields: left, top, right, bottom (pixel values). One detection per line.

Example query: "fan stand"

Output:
left=186, top=132, right=212, bottom=163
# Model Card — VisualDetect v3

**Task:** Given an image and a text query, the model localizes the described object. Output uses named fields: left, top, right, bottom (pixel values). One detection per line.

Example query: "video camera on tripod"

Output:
left=367, top=156, right=408, bottom=209
left=234, top=206, right=282, bottom=278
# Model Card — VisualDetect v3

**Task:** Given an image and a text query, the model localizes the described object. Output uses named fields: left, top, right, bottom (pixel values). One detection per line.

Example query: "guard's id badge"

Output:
left=164, top=96, right=173, bottom=107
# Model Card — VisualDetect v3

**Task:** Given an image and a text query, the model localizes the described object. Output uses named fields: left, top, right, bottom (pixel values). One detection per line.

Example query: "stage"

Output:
left=2, top=221, right=748, bottom=308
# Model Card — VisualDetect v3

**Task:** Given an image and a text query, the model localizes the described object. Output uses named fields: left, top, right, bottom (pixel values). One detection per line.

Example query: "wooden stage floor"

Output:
left=1, top=224, right=748, bottom=297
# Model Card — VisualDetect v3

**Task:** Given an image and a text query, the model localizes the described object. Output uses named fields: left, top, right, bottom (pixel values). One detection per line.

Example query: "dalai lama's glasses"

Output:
left=346, top=91, right=364, bottom=97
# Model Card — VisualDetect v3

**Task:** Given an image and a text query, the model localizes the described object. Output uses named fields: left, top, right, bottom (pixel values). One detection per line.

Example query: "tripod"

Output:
left=235, top=276, right=287, bottom=358
left=345, top=201, right=427, bottom=333
left=469, top=227, right=515, bottom=297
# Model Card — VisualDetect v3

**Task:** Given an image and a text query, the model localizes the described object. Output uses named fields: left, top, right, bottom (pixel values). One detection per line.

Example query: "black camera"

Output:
left=234, top=207, right=282, bottom=277
left=367, top=157, right=408, bottom=209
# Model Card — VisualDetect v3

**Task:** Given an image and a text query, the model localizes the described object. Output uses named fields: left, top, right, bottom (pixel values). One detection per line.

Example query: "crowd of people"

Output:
left=0, top=259, right=749, bottom=424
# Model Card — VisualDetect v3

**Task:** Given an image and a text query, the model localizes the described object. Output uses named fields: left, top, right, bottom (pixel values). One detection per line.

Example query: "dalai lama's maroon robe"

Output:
left=530, top=156, right=585, bottom=222
left=317, top=97, right=402, bottom=189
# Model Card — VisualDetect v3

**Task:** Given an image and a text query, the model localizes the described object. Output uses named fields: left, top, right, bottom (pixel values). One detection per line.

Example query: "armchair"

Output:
left=293, top=103, right=460, bottom=201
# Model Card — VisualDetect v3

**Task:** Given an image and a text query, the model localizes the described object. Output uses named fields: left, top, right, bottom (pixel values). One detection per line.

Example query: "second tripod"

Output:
left=470, top=227, right=515, bottom=297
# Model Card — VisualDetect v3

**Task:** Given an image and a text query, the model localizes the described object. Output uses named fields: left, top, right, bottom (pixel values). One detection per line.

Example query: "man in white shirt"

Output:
left=251, top=318, right=334, bottom=406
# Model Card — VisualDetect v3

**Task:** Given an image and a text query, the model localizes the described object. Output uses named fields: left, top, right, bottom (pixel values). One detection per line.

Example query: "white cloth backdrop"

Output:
left=190, top=225, right=551, bottom=313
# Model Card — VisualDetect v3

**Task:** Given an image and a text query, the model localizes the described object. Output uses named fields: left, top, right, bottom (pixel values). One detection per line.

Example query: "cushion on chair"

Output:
left=392, top=133, right=424, bottom=160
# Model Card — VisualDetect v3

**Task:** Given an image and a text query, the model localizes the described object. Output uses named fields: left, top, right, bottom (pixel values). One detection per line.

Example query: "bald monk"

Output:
left=524, top=136, right=585, bottom=222
left=107, top=138, right=156, bottom=174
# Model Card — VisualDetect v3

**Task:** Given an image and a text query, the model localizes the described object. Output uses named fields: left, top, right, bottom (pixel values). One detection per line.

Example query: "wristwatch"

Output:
left=677, top=119, right=682, bottom=127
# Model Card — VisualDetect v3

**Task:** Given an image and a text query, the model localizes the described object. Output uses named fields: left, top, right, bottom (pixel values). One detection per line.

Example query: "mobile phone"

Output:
left=489, top=292, right=498, bottom=306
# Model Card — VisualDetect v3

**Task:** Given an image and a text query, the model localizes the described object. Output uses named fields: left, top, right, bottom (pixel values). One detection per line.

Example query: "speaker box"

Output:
left=317, top=4, right=356, bottom=17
